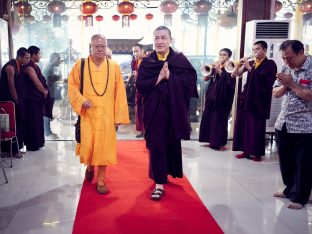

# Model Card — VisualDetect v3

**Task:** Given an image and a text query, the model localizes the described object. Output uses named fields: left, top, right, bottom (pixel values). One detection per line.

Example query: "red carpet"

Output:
left=73, top=140, right=223, bottom=234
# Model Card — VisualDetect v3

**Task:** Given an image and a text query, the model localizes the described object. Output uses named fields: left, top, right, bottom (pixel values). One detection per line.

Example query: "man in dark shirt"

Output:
left=0, top=47, right=30, bottom=156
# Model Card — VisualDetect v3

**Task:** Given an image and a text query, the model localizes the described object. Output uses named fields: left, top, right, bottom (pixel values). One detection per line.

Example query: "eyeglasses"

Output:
left=91, top=44, right=107, bottom=50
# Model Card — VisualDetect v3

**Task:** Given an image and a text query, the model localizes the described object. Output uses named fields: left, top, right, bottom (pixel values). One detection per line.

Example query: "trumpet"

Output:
left=201, top=59, right=225, bottom=77
left=224, top=55, right=254, bottom=73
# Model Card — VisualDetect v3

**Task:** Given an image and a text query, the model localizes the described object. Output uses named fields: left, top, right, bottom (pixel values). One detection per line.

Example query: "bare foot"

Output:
left=273, top=191, right=287, bottom=198
left=288, top=202, right=303, bottom=210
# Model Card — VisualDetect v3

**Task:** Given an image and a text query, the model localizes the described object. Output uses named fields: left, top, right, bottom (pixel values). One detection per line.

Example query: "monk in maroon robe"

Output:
left=232, top=40, right=277, bottom=161
left=199, top=48, right=236, bottom=149
left=136, top=26, right=198, bottom=201
left=23, top=46, right=51, bottom=151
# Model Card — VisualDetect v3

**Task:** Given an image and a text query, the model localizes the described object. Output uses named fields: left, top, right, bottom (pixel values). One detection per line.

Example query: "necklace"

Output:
left=87, top=57, right=109, bottom=96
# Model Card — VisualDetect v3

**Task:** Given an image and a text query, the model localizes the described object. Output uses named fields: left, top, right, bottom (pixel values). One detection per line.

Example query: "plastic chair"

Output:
left=0, top=101, right=20, bottom=167
left=0, top=130, right=8, bottom=184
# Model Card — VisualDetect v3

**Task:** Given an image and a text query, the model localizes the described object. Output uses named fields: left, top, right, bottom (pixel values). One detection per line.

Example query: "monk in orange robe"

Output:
left=68, top=34, right=129, bottom=194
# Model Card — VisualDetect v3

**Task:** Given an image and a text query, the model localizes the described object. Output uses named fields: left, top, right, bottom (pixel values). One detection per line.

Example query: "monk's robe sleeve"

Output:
left=68, top=59, right=88, bottom=115
left=114, top=63, right=130, bottom=124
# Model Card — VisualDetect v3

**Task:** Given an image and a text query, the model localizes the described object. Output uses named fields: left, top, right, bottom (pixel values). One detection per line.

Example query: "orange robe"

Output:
left=68, top=56, right=129, bottom=165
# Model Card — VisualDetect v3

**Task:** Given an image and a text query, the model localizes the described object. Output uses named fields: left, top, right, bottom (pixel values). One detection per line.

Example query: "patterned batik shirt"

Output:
left=274, top=55, right=312, bottom=133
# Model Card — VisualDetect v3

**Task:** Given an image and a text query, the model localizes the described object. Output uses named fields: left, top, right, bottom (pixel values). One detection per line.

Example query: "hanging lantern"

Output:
left=218, top=10, right=237, bottom=28
left=85, top=15, right=93, bottom=27
left=25, top=15, right=35, bottom=23
left=95, top=15, right=103, bottom=22
left=164, top=14, right=173, bottom=26
left=117, top=0, right=134, bottom=27
left=193, top=0, right=212, bottom=15
left=48, top=1, right=66, bottom=14
left=117, top=0, right=134, bottom=15
left=160, top=0, right=178, bottom=27
left=274, top=1, right=282, bottom=13
left=53, top=13, right=62, bottom=27
left=14, top=1, right=32, bottom=16
left=299, top=0, right=312, bottom=13
left=61, top=15, right=69, bottom=22
left=181, top=13, right=190, bottom=21
left=42, top=15, right=52, bottom=22
left=130, top=14, right=137, bottom=20
left=112, top=15, right=120, bottom=21
left=78, top=15, right=85, bottom=21
left=81, top=0, right=98, bottom=15
left=145, top=13, right=153, bottom=20
left=160, top=0, right=178, bottom=14
left=283, top=12, right=293, bottom=19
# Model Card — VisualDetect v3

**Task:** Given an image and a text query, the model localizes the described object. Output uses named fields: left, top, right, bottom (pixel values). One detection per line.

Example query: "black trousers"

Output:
left=148, top=140, right=183, bottom=184
left=275, top=124, right=312, bottom=205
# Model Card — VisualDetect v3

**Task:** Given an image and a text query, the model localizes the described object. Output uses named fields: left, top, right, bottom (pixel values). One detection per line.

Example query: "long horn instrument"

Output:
left=224, top=55, right=254, bottom=73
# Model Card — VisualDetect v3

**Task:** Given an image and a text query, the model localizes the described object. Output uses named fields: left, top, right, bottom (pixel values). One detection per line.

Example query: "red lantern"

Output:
left=145, top=13, right=153, bottom=20
left=81, top=1, right=98, bottom=15
left=62, top=15, right=69, bottom=22
left=129, top=14, right=137, bottom=20
left=117, top=0, right=134, bottom=15
left=42, top=15, right=52, bottom=22
left=112, top=15, right=120, bottom=21
left=95, top=15, right=103, bottom=22
left=193, top=0, right=212, bottom=14
left=274, top=1, right=283, bottom=13
left=14, top=1, right=32, bottom=16
left=283, top=12, right=293, bottom=19
left=47, top=1, right=66, bottom=14
left=299, top=0, right=312, bottom=13
left=160, top=0, right=178, bottom=14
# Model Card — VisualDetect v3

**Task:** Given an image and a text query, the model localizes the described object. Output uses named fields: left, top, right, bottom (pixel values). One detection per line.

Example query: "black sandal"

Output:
left=151, top=188, right=165, bottom=201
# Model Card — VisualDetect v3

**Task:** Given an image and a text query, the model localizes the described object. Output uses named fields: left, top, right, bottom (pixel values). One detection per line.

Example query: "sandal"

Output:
left=151, top=188, right=165, bottom=201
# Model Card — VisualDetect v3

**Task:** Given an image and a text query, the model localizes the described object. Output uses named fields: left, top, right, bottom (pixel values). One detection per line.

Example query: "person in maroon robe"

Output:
left=131, top=44, right=145, bottom=138
left=0, top=47, right=30, bottom=156
left=23, top=46, right=51, bottom=151
left=199, top=48, right=236, bottom=149
left=232, top=40, right=277, bottom=161
left=136, top=26, right=198, bottom=201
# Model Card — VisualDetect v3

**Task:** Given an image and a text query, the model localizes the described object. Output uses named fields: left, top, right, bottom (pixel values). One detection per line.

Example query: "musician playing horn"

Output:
left=199, top=48, right=236, bottom=150
left=232, top=40, right=277, bottom=161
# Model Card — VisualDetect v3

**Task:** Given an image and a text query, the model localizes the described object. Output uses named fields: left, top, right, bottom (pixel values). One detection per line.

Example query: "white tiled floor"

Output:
left=0, top=123, right=311, bottom=234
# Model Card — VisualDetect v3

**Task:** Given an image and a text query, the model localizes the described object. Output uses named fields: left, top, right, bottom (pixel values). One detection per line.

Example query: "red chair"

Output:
left=0, top=101, right=20, bottom=167
left=0, top=130, right=9, bottom=183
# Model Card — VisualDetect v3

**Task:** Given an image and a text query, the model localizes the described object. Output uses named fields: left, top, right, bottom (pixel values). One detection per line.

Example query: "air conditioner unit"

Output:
left=244, top=20, right=291, bottom=128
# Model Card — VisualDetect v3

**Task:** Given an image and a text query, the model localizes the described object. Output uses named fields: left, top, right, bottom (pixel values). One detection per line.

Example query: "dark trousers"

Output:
left=148, top=140, right=182, bottom=184
left=275, top=124, right=312, bottom=205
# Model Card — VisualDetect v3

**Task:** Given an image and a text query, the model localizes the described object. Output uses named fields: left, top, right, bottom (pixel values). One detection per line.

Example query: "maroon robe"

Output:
left=199, top=68, right=236, bottom=147
left=131, top=57, right=144, bottom=132
left=23, top=60, right=51, bottom=150
left=136, top=48, right=198, bottom=151
left=232, top=57, right=277, bottom=156
left=136, top=48, right=198, bottom=179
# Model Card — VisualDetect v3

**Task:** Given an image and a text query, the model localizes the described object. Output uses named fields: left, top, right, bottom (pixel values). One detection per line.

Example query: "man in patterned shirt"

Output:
left=273, top=40, right=312, bottom=210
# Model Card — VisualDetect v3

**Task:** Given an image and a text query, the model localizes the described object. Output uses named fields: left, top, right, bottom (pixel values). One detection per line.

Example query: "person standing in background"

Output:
left=273, top=40, right=312, bottom=210
left=232, top=40, right=277, bottom=161
left=199, top=48, right=236, bottom=150
left=23, top=46, right=51, bottom=151
left=0, top=47, right=30, bottom=156
left=43, top=52, right=62, bottom=139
